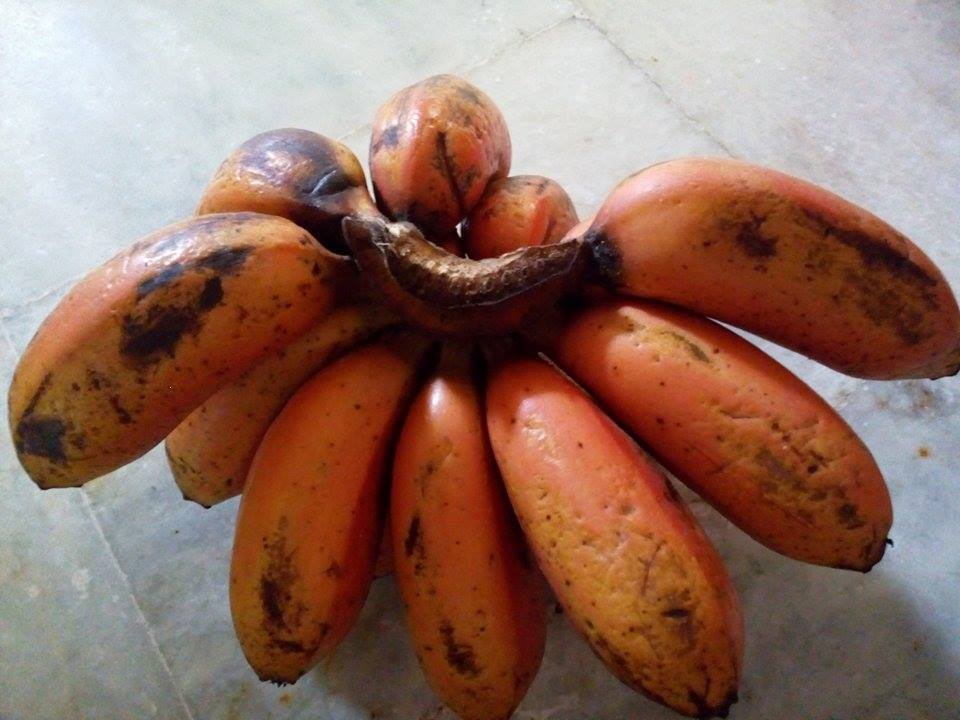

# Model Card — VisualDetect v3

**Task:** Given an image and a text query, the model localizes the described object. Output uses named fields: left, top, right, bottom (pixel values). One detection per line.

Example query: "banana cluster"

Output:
left=9, top=75, right=959, bottom=720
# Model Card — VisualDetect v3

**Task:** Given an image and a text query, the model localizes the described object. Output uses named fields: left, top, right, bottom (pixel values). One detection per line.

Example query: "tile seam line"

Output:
left=0, top=318, right=16, bottom=354
left=457, top=12, right=580, bottom=75
left=335, top=11, right=579, bottom=144
left=0, top=276, right=80, bottom=321
left=569, top=6, right=736, bottom=158
left=79, top=487, right=198, bottom=720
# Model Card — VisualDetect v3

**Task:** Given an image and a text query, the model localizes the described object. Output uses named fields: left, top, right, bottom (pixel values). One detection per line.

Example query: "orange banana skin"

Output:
left=370, top=75, right=511, bottom=236
left=486, top=356, right=743, bottom=718
left=391, top=346, right=546, bottom=720
left=196, top=128, right=379, bottom=249
left=166, top=303, right=397, bottom=507
left=548, top=299, right=893, bottom=570
left=585, top=157, right=960, bottom=379
left=230, top=335, right=430, bottom=684
left=9, top=213, right=348, bottom=489
left=462, top=175, right=578, bottom=259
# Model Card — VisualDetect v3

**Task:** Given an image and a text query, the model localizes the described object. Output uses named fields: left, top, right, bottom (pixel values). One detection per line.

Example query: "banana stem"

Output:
left=341, top=215, right=590, bottom=336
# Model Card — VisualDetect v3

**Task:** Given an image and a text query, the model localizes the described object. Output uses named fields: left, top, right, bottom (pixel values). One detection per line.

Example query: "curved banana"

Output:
left=391, top=344, right=546, bottom=719
left=166, top=303, right=397, bottom=507
left=584, top=157, right=960, bottom=379
left=9, top=213, right=350, bottom=489
left=546, top=299, right=893, bottom=570
left=229, top=334, right=430, bottom=684
left=486, top=355, right=743, bottom=719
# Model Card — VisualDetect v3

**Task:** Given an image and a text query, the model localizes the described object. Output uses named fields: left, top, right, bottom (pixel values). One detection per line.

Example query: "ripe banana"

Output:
left=486, top=355, right=743, bottom=718
left=230, top=333, right=431, bottom=683
left=546, top=299, right=893, bottom=570
left=9, top=213, right=349, bottom=489
left=196, top=128, right=379, bottom=250
left=391, top=344, right=546, bottom=720
left=462, top=175, right=578, bottom=259
left=166, top=303, right=397, bottom=507
left=584, top=157, right=960, bottom=379
left=369, top=75, right=511, bottom=236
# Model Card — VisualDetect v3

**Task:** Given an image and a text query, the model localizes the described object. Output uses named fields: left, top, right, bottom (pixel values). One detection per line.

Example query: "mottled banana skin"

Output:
left=392, top=345, right=546, bottom=720
left=166, top=303, right=397, bottom=507
left=549, top=299, right=893, bottom=570
left=9, top=213, right=349, bottom=488
left=370, top=75, right=511, bottom=236
left=230, top=336, right=430, bottom=683
left=197, top=128, right=379, bottom=250
left=588, top=157, right=960, bottom=379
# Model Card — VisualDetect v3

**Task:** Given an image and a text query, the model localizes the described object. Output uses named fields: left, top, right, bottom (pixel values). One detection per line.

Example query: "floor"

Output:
left=1, top=2, right=959, bottom=719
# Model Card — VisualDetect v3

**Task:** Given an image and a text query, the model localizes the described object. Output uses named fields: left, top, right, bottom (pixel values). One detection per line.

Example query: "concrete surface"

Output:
left=1, top=1, right=959, bottom=718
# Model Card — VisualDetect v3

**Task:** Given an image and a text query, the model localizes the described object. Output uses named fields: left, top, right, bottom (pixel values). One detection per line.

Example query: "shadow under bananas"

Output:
left=321, top=477, right=960, bottom=720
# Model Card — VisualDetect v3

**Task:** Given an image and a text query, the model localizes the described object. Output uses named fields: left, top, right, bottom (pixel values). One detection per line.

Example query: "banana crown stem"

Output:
left=341, top=215, right=591, bottom=335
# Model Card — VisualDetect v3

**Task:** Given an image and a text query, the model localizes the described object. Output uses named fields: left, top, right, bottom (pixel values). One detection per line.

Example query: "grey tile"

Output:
left=575, top=0, right=960, bottom=271
left=0, top=332, right=190, bottom=720
left=0, top=0, right=575, bottom=308
left=470, top=17, right=725, bottom=216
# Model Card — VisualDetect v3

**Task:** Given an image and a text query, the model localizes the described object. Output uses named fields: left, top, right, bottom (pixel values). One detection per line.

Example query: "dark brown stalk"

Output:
left=342, top=216, right=590, bottom=336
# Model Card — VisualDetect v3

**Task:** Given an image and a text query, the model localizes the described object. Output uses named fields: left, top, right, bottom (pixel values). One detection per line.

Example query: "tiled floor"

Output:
left=2, top=2, right=958, bottom=718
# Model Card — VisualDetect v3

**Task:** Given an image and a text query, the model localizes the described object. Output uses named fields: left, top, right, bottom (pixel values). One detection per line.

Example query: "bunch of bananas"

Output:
left=9, top=75, right=959, bottom=719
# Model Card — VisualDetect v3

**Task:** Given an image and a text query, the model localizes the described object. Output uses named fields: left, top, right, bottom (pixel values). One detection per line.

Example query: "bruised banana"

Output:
left=9, top=213, right=350, bottom=489
left=230, top=333, right=431, bottom=684
left=391, top=344, right=546, bottom=720
left=196, top=128, right=379, bottom=251
left=486, top=355, right=743, bottom=718
left=462, top=175, right=578, bottom=259
left=196, top=126, right=468, bottom=261
left=584, top=157, right=960, bottom=379
left=545, top=299, right=893, bottom=571
left=166, top=303, right=398, bottom=507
